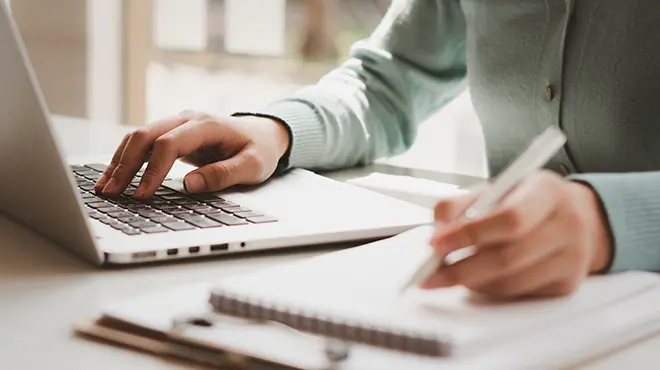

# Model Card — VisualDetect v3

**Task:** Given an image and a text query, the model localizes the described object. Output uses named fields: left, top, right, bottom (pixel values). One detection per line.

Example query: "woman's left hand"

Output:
left=423, top=170, right=613, bottom=299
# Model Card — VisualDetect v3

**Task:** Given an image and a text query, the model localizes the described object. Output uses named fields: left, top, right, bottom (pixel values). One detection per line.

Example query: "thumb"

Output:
left=183, top=151, right=258, bottom=193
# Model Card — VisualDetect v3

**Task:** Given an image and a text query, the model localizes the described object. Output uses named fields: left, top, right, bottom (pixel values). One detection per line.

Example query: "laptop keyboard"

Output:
left=71, top=164, right=277, bottom=236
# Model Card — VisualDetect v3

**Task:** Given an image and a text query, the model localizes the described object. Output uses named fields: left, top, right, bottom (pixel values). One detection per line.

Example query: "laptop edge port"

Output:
left=132, top=251, right=157, bottom=259
left=210, top=243, right=229, bottom=252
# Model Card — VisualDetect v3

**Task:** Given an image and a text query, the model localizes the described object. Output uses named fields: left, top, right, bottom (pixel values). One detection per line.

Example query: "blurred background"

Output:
left=5, top=0, right=487, bottom=178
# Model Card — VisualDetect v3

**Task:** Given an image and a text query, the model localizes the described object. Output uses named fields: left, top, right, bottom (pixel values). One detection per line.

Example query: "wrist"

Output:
left=571, top=182, right=613, bottom=274
left=258, top=116, right=291, bottom=159
left=232, top=113, right=292, bottom=161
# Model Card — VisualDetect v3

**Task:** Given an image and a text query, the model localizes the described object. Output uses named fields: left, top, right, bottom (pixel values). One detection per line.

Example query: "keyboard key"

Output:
left=176, top=213, right=207, bottom=221
left=153, top=204, right=180, bottom=211
left=224, top=207, right=252, bottom=214
left=209, top=201, right=237, bottom=208
left=184, top=204, right=212, bottom=211
left=111, top=223, right=132, bottom=231
left=75, top=170, right=98, bottom=177
left=112, top=197, right=140, bottom=205
left=108, top=211, right=135, bottom=219
left=124, top=204, right=149, bottom=211
left=81, top=193, right=97, bottom=199
left=80, top=184, right=96, bottom=191
left=98, top=206, right=122, bottom=214
left=161, top=195, right=187, bottom=201
left=154, top=189, right=176, bottom=196
left=121, top=228, right=142, bottom=236
left=149, top=215, right=176, bottom=223
left=141, top=225, right=169, bottom=234
left=98, top=217, right=115, bottom=225
left=187, top=218, right=222, bottom=229
left=167, top=208, right=194, bottom=215
left=85, top=163, right=107, bottom=172
left=194, top=207, right=222, bottom=215
left=248, top=216, right=278, bottom=224
left=136, top=210, right=164, bottom=218
left=120, top=216, right=146, bottom=223
left=123, top=188, right=137, bottom=196
left=71, top=165, right=87, bottom=172
left=129, top=221, right=156, bottom=228
left=130, top=179, right=142, bottom=186
left=89, top=212, right=102, bottom=219
left=174, top=199, right=200, bottom=206
left=162, top=222, right=196, bottom=231
left=83, top=173, right=102, bottom=181
left=219, top=205, right=245, bottom=213
left=207, top=213, right=248, bottom=226
left=234, top=211, right=263, bottom=219
left=87, top=201, right=110, bottom=209
left=141, top=198, right=170, bottom=206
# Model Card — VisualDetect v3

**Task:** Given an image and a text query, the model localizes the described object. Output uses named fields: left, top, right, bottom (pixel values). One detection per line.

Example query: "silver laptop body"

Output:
left=0, top=2, right=432, bottom=266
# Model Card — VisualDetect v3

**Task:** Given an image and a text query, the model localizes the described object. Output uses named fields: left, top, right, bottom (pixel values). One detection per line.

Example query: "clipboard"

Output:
left=74, top=308, right=352, bottom=370
left=74, top=227, right=660, bottom=370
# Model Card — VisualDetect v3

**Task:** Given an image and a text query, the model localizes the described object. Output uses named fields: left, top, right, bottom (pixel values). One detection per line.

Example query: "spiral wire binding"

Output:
left=209, top=289, right=451, bottom=357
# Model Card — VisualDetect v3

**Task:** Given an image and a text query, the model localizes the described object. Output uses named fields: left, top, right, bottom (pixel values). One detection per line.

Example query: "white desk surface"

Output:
left=0, top=116, right=656, bottom=369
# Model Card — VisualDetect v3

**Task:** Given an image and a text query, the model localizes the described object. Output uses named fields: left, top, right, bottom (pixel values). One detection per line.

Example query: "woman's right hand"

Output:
left=93, top=110, right=291, bottom=198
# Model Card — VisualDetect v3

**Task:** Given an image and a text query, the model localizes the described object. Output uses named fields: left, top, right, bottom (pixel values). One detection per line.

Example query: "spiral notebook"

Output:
left=206, top=226, right=660, bottom=358
left=78, top=226, right=660, bottom=369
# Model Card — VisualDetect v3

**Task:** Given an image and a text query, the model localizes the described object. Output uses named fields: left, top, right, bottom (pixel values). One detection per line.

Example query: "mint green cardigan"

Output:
left=242, top=0, right=660, bottom=273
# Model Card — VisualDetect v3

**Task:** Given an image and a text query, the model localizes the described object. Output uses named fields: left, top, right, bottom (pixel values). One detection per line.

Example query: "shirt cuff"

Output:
left=233, top=99, right=327, bottom=172
left=567, top=172, right=660, bottom=273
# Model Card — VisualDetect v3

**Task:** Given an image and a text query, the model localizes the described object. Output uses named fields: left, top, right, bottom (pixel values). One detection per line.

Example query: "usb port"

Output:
left=210, top=243, right=229, bottom=252
left=167, top=248, right=178, bottom=256
left=189, top=246, right=200, bottom=254
left=132, top=251, right=157, bottom=259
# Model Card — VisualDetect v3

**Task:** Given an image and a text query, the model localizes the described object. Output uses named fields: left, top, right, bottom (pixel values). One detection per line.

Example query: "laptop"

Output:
left=0, top=2, right=433, bottom=266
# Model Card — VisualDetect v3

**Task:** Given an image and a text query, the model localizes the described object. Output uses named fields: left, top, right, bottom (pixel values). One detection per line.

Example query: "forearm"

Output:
left=241, top=0, right=468, bottom=172
left=568, top=172, right=660, bottom=272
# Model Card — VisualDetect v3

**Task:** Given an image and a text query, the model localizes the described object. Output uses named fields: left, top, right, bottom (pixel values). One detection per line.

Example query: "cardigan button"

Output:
left=545, top=85, right=554, bottom=102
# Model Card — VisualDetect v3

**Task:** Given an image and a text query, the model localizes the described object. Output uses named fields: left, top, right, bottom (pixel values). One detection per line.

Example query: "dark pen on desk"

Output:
left=400, top=126, right=568, bottom=294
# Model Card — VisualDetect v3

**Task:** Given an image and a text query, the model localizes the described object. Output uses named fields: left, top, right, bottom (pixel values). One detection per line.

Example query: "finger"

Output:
left=468, top=251, right=579, bottom=299
left=94, top=133, right=129, bottom=193
left=134, top=119, right=235, bottom=198
left=421, top=214, right=569, bottom=290
left=434, top=191, right=480, bottom=223
left=430, top=171, right=563, bottom=254
left=102, top=115, right=189, bottom=195
left=527, top=281, right=583, bottom=298
left=183, top=149, right=260, bottom=193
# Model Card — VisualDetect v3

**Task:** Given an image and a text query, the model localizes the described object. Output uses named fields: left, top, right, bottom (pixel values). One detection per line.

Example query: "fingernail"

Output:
left=184, top=174, right=205, bottom=193
left=134, top=186, right=145, bottom=199
left=102, top=178, right=118, bottom=194
left=94, top=174, right=108, bottom=193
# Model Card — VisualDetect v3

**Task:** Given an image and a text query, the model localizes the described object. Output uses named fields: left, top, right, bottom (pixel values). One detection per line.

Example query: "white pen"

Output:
left=400, top=126, right=568, bottom=293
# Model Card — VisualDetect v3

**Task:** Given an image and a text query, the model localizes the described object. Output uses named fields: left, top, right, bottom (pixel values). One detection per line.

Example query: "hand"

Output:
left=94, top=111, right=290, bottom=198
left=423, top=171, right=613, bottom=299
